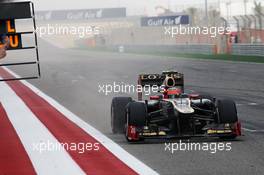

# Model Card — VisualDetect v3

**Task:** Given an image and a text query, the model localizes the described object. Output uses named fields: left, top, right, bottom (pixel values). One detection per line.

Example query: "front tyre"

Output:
left=111, top=97, right=132, bottom=134
left=217, top=99, right=239, bottom=139
left=126, top=102, right=147, bottom=142
left=217, top=99, right=238, bottom=124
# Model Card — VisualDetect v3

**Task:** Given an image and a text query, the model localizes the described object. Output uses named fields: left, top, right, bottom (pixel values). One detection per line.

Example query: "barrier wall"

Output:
left=232, top=44, right=264, bottom=56
left=90, top=44, right=217, bottom=55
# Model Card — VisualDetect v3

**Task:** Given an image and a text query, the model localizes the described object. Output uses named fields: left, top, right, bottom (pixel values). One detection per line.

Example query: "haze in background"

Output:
left=7, top=0, right=264, bottom=16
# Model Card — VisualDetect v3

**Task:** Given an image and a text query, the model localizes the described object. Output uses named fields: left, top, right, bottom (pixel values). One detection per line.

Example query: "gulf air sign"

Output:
left=141, top=15, right=189, bottom=27
left=35, top=8, right=126, bottom=21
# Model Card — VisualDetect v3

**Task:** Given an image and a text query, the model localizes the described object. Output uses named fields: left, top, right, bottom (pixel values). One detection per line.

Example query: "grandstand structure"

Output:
left=34, top=3, right=264, bottom=56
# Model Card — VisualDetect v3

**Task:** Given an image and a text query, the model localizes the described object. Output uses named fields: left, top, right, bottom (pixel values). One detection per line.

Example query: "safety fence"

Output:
left=83, top=44, right=217, bottom=55
left=231, top=44, right=264, bottom=56
left=120, top=44, right=216, bottom=55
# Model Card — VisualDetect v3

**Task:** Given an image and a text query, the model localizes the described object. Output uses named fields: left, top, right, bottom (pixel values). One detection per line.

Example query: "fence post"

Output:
left=245, top=15, right=253, bottom=43
left=251, top=15, right=258, bottom=43
left=213, top=44, right=218, bottom=55
left=233, top=16, right=240, bottom=43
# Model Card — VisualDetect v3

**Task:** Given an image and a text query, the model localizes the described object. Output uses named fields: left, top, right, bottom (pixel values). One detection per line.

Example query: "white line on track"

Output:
left=242, top=128, right=264, bottom=133
left=0, top=79, right=85, bottom=175
left=248, top=103, right=258, bottom=106
left=4, top=67, right=159, bottom=175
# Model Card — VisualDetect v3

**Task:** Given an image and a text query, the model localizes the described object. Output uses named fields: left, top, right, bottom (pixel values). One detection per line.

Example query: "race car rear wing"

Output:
left=137, top=71, right=184, bottom=100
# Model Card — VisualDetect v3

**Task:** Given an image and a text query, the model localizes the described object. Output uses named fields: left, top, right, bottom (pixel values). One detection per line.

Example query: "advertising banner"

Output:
left=141, top=15, right=189, bottom=27
left=36, top=8, right=127, bottom=20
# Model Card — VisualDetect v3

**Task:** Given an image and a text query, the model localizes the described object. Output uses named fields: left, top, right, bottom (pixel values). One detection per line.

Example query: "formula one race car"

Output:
left=111, top=71, right=241, bottom=142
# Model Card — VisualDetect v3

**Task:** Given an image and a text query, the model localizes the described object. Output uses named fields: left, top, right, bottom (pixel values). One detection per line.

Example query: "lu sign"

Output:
left=0, top=20, right=22, bottom=50
left=0, top=1, right=41, bottom=81
left=0, top=2, right=33, bottom=50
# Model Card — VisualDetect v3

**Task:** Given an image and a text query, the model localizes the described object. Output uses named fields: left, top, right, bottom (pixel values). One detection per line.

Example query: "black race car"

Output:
left=111, top=71, right=241, bottom=142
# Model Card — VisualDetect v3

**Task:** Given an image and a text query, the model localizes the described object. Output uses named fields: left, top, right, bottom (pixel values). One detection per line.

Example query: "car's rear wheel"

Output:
left=126, top=102, right=147, bottom=142
left=111, top=97, right=132, bottom=134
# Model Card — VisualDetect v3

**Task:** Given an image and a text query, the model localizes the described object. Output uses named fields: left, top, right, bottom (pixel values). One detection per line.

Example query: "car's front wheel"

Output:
left=111, top=97, right=132, bottom=134
left=126, top=102, right=147, bottom=142
left=217, top=99, right=238, bottom=124
left=217, top=99, right=238, bottom=139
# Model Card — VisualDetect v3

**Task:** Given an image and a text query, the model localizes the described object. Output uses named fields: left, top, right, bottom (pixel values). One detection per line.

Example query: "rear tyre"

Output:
left=126, top=102, right=147, bottom=142
left=111, top=97, right=132, bottom=134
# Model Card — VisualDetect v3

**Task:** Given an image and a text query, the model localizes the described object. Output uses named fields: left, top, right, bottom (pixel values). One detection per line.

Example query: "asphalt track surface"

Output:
left=8, top=40, right=264, bottom=175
